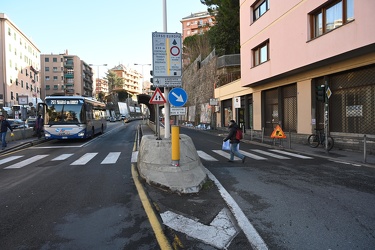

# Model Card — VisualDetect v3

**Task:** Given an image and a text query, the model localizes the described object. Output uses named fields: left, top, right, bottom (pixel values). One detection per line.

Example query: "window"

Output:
left=53, top=57, right=57, bottom=62
left=253, top=40, right=269, bottom=66
left=21, top=80, right=24, bottom=87
left=46, top=85, right=50, bottom=90
left=53, top=76, right=58, bottom=81
left=53, top=67, right=58, bottom=72
left=45, top=57, right=49, bottom=62
left=45, top=76, right=50, bottom=81
left=45, top=67, right=50, bottom=71
left=53, top=85, right=58, bottom=90
left=253, top=0, right=269, bottom=21
left=311, top=0, right=354, bottom=39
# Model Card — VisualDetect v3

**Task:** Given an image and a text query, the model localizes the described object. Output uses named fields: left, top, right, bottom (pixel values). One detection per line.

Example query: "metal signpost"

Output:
left=152, top=32, right=182, bottom=138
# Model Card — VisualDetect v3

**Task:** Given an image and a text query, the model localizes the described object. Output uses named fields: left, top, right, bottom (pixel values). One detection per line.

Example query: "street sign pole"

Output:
left=156, top=104, right=161, bottom=140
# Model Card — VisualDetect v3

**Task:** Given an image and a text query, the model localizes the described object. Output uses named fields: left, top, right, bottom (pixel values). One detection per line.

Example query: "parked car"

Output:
left=7, top=119, right=28, bottom=129
left=109, top=117, right=116, bottom=122
left=26, top=117, right=36, bottom=128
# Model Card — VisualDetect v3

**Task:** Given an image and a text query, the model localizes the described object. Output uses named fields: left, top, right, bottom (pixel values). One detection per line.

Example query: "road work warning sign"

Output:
left=270, top=125, right=286, bottom=139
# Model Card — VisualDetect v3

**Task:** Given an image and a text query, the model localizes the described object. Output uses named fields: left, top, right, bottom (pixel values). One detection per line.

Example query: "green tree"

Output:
left=201, top=0, right=240, bottom=56
left=104, top=70, right=124, bottom=92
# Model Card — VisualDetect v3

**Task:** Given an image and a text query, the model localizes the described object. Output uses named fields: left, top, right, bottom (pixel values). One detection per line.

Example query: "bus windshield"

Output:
left=45, top=99, right=84, bottom=125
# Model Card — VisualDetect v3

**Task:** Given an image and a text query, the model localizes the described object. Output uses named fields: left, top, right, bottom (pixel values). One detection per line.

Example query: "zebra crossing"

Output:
left=1, top=152, right=123, bottom=170
left=0, top=149, right=313, bottom=170
left=198, top=149, right=313, bottom=162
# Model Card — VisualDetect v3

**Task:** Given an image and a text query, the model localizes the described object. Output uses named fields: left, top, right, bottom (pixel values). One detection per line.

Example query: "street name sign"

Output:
left=168, top=88, right=187, bottom=107
left=149, top=87, right=166, bottom=104
left=170, top=107, right=186, bottom=116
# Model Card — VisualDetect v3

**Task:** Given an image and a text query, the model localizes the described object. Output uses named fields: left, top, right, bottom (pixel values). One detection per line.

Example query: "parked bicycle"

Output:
left=307, top=128, right=334, bottom=151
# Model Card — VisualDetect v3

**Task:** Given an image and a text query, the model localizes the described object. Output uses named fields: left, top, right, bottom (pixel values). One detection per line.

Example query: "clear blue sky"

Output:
left=1, top=0, right=207, bottom=77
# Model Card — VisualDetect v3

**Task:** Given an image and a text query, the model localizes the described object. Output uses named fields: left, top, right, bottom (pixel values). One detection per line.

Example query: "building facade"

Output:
left=40, top=52, right=94, bottom=98
left=180, top=11, right=214, bottom=41
left=209, top=0, right=375, bottom=152
left=111, top=64, right=141, bottom=95
left=0, top=13, right=42, bottom=108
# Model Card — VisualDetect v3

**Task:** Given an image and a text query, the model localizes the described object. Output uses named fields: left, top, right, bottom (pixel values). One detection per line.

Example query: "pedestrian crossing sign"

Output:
left=270, top=125, right=286, bottom=139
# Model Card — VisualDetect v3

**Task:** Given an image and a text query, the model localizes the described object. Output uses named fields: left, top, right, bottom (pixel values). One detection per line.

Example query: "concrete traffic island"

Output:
left=137, top=134, right=207, bottom=194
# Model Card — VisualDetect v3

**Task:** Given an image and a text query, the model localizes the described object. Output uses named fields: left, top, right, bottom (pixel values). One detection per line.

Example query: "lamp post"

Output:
left=89, top=64, right=107, bottom=81
left=134, top=63, right=151, bottom=94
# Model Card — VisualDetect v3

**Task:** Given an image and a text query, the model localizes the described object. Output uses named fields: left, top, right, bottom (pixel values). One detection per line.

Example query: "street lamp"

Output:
left=134, top=63, right=151, bottom=94
left=89, top=64, right=108, bottom=80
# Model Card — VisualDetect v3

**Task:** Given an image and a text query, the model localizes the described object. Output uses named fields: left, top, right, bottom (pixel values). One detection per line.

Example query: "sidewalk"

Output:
left=0, top=136, right=46, bottom=155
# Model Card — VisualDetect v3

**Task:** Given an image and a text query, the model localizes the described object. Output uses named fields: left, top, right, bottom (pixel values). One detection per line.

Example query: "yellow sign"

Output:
left=270, top=125, right=286, bottom=139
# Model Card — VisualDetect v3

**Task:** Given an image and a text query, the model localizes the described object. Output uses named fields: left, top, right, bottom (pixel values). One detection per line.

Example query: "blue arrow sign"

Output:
left=168, top=88, right=188, bottom=107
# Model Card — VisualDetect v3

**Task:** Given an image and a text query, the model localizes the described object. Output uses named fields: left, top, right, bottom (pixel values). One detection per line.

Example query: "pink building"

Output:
left=233, top=0, right=375, bottom=145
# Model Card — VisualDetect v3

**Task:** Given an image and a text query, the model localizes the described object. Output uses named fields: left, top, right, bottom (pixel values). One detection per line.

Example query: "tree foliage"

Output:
left=201, top=0, right=240, bottom=56
left=104, top=70, right=124, bottom=92
left=183, top=33, right=211, bottom=64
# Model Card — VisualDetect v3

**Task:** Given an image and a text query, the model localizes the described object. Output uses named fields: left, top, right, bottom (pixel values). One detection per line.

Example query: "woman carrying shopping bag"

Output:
left=223, top=120, right=246, bottom=163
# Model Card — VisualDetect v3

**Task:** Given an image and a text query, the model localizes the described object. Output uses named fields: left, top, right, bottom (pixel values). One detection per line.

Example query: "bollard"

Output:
left=364, top=134, right=367, bottom=163
left=171, top=125, right=180, bottom=166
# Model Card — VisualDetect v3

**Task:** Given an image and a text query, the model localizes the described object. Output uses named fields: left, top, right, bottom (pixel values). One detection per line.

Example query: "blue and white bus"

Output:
left=39, top=96, right=107, bottom=139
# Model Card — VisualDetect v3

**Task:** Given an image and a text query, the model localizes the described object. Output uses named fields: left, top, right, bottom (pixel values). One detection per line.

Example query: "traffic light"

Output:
left=316, top=85, right=325, bottom=102
left=150, top=70, right=153, bottom=83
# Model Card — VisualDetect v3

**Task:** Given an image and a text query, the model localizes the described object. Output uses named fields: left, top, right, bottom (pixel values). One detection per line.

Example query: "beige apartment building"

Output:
left=0, top=13, right=42, bottom=109
left=216, top=0, right=375, bottom=146
left=40, top=52, right=94, bottom=98
left=111, top=64, right=141, bottom=96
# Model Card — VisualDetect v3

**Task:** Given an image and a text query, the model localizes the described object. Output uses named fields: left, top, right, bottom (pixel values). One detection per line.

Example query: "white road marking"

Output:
left=197, top=150, right=218, bottom=161
left=251, top=149, right=290, bottom=159
left=0, top=156, right=24, bottom=165
left=161, top=208, right=237, bottom=249
left=131, top=151, right=138, bottom=163
left=101, top=152, right=121, bottom=164
left=204, top=168, right=268, bottom=249
left=4, top=155, right=49, bottom=169
left=239, top=150, right=267, bottom=160
left=52, top=154, right=74, bottom=161
left=70, top=153, right=98, bottom=165
left=212, top=150, right=241, bottom=160
left=269, top=149, right=313, bottom=159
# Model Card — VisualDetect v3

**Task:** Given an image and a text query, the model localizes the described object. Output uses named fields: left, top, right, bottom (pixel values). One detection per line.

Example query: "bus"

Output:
left=39, top=96, right=107, bottom=139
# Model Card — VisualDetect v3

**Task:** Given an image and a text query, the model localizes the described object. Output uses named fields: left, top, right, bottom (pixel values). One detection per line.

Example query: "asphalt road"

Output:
left=0, top=121, right=157, bottom=249
left=176, top=127, right=375, bottom=249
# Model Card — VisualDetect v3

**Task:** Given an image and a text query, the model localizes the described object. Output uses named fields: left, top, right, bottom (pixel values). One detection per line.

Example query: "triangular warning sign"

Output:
left=270, top=125, right=286, bottom=139
left=149, top=87, right=166, bottom=104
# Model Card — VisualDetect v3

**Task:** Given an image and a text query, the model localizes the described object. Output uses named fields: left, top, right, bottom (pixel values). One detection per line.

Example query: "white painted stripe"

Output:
left=131, top=151, right=138, bottom=163
left=4, top=155, right=49, bottom=169
left=239, top=150, right=267, bottom=160
left=212, top=150, right=241, bottom=160
left=251, top=149, right=290, bottom=159
left=70, top=153, right=98, bottom=165
left=204, top=168, right=268, bottom=249
left=197, top=150, right=218, bottom=161
left=0, top=156, right=24, bottom=165
left=101, top=152, right=121, bottom=164
left=269, top=149, right=313, bottom=159
left=52, top=154, right=74, bottom=161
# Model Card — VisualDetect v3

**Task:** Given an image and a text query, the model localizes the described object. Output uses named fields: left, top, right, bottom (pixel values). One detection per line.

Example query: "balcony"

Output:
left=64, top=73, right=74, bottom=79
left=64, top=62, right=74, bottom=68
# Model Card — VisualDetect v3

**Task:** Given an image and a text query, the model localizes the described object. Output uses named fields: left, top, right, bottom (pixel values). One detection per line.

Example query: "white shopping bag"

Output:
left=222, top=140, right=230, bottom=150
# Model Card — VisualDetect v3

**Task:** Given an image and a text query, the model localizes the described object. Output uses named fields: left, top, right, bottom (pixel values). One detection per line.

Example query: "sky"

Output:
left=1, top=0, right=207, bottom=78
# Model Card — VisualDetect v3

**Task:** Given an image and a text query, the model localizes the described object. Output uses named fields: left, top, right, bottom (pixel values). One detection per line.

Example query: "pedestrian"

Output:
left=35, top=115, right=44, bottom=139
left=0, top=114, right=14, bottom=150
left=223, top=120, right=246, bottom=163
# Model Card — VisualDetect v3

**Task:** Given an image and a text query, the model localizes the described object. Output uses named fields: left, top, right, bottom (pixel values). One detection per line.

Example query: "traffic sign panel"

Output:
left=152, top=32, right=182, bottom=78
left=168, top=88, right=187, bottom=107
left=149, top=87, right=166, bottom=104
